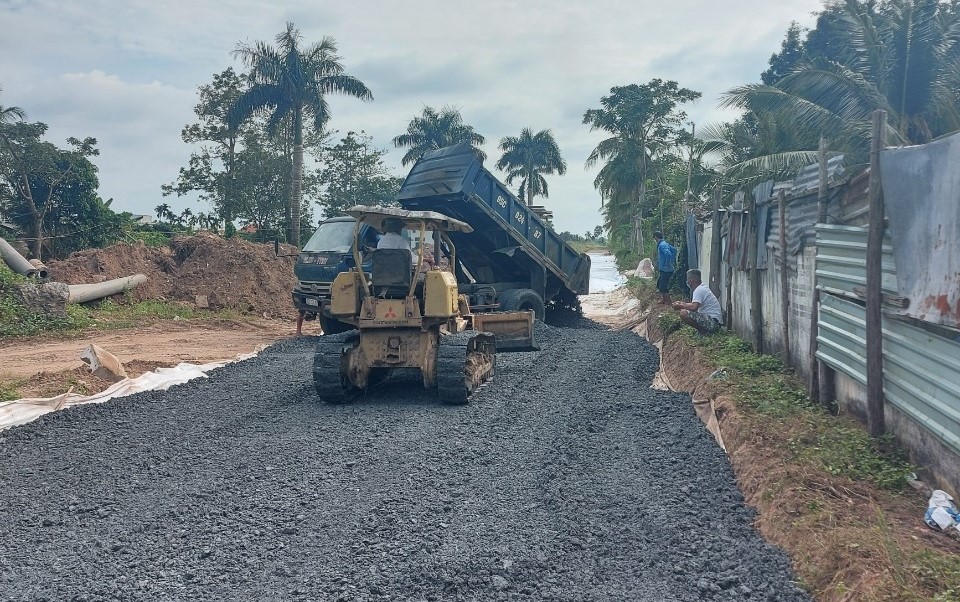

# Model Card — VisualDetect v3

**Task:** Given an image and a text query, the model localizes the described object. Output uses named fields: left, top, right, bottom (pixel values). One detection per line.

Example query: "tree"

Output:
left=0, top=109, right=101, bottom=258
left=316, top=131, right=402, bottom=218
left=154, top=203, right=172, bottom=222
left=723, top=0, right=960, bottom=172
left=495, top=128, right=566, bottom=206
left=163, top=68, right=245, bottom=233
left=583, top=80, right=701, bottom=256
left=762, top=22, right=806, bottom=85
left=229, top=23, right=372, bottom=246
left=392, top=105, right=486, bottom=166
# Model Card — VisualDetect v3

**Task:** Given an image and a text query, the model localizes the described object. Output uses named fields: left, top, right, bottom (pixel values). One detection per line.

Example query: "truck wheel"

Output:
left=319, top=314, right=355, bottom=335
left=497, top=288, right=545, bottom=321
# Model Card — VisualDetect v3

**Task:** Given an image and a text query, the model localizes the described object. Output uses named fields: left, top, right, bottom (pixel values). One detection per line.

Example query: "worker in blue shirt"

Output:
left=654, top=231, right=677, bottom=305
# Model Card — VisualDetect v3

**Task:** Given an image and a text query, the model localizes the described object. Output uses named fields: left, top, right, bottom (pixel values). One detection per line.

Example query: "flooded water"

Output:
left=587, top=251, right=626, bottom=293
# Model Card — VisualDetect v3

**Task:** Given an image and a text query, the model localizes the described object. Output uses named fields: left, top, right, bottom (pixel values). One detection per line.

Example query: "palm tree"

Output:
left=154, top=203, right=171, bottom=222
left=495, top=128, right=566, bottom=206
left=392, top=105, right=486, bottom=166
left=722, top=0, right=960, bottom=169
left=0, top=88, right=25, bottom=127
left=583, top=81, right=700, bottom=252
left=229, top=23, right=372, bottom=246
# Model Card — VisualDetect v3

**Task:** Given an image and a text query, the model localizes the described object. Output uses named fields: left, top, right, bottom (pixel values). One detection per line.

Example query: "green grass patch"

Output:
left=0, top=265, right=92, bottom=337
left=88, top=298, right=238, bottom=329
left=659, top=315, right=915, bottom=491
left=126, top=230, right=170, bottom=247
left=909, top=548, right=960, bottom=601
left=0, top=378, right=23, bottom=402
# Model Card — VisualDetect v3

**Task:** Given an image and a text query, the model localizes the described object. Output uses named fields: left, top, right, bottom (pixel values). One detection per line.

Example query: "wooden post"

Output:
left=778, top=189, right=790, bottom=365
left=818, top=135, right=829, bottom=223
left=811, top=137, right=834, bottom=409
left=724, top=210, right=734, bottom=330
left=709, top=187, right=722, bottom=298
left=866, top=110, right=887, bottom=437
left=749, top=191, right=763, bottom=354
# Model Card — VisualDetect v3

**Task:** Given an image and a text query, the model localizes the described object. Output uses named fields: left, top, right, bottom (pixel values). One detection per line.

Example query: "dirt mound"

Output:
left=46, top=233, right=298, bottom=318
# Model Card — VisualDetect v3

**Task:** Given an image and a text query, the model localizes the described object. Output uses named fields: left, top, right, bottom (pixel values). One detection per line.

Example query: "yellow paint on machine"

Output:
left=423, top=271, right=458, bottom=317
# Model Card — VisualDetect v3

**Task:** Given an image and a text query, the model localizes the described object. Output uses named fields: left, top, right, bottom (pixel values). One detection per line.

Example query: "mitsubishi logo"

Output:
left=384, top=306, right=397, bottom=318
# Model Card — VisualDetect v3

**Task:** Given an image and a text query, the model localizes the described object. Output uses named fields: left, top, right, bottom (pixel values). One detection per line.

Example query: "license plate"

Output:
left=306, top=298, right=319, bottom=307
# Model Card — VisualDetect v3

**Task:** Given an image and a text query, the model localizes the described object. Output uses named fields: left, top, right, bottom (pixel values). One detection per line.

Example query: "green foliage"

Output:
left=910, top=549, right=960, bottom=601
left=583, top=79, right=707, bottom=269
left=316, top=131, right=402, bottom=218
left=495, top=128, right=566, bottom=205
left=229, top=22, right=372, bottom=246
left=0, top=104, right=109, bottom=259
left=392, top=105, right=486, bottom=166
left=126, top=229, right=171, bottom=247
left=789, top=426, right=912, bottom=490
left=658, top=316, right=914, bottom=491
left=0, top=264, right=91, bottom=336
left=0, top=378, right=21, bottom=402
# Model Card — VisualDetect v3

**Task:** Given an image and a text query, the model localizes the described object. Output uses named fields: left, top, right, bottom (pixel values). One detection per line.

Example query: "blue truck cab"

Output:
left=292, top=216, right=376, bottom=334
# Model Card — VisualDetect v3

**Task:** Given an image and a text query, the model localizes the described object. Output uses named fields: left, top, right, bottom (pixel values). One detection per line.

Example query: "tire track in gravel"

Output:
left=0, top=322, right=810, bottom=601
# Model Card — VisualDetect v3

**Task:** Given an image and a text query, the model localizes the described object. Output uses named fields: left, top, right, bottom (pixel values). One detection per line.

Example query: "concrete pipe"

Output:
left=0, top=238, right=37, bottom=277
left=67, top=274, right=148, bottom=304
left=28, top=259, right=49, bottom=280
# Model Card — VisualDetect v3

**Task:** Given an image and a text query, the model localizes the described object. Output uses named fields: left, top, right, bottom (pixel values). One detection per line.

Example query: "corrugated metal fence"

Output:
left=815, top=226, right=960, bottom=456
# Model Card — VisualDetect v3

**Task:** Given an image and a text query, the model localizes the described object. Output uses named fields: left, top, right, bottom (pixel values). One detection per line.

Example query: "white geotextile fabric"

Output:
left=0, top=347, right=264, bottom=431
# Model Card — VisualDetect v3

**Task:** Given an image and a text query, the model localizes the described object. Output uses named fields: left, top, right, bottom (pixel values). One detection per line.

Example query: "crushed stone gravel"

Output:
left=0, top=319, right=810, bottom=601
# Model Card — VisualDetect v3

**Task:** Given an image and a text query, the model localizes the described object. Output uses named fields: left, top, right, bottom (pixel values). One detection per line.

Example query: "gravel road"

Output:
left=0, top=318, right=810, bottom=601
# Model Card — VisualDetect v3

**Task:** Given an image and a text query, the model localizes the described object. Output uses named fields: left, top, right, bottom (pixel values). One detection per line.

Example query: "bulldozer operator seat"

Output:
left=371, top=248, right=414, bottom=298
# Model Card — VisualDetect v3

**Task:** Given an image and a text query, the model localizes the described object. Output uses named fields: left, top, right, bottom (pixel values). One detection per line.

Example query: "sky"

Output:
left=0, top=0, right=825, bottom=235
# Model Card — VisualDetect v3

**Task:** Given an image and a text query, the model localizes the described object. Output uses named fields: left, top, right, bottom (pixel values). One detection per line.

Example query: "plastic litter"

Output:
left=924, top=490, right=960, bottom=533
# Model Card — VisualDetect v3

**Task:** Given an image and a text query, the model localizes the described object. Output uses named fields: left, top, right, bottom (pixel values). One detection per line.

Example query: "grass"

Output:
left=0, top=377, right=23, bottom=402
left=636, top=294, right=960, bottom=600
left=0, top=263, right=240, bottom=338
left=0, top=265, right=92, bottom=336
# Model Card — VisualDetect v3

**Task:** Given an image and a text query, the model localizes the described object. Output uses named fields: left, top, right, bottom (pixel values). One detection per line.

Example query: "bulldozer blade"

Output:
left=472, top=311, right=539, bottom=352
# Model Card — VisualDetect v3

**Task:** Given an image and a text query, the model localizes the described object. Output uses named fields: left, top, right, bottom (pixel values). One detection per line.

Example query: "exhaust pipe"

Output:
left=67, top=274, right=148, bottom=304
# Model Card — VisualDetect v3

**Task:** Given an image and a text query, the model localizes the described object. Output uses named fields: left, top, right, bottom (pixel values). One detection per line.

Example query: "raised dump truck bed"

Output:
left=396, top=143, right=590, bottom=312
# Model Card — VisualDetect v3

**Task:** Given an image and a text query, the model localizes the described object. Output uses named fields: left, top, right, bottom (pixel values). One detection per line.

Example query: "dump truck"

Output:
left=292, top=143, right=590, bottom=331
left=395, top=142, right=591, bottom=319
left=314, top=206, right=537, bottom=405
left=291, top=215, right=378, bottom=335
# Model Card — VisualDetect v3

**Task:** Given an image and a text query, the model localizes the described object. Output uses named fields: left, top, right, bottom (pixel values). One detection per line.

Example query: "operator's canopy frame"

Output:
left=347, top=205, right=474, bottom=234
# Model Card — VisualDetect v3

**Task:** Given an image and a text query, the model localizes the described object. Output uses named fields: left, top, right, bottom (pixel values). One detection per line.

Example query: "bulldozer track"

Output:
left=313, top=331, right=360, bottom=404
left=436, top=332, right=495, bottom=405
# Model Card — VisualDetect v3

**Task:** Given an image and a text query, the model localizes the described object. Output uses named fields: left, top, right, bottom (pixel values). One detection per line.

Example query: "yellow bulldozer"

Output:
left=313, top=206, right=538, bottom=405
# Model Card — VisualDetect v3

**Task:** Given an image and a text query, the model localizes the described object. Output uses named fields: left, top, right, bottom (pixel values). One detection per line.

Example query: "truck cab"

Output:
left=292, top=216, right=377, bottom=334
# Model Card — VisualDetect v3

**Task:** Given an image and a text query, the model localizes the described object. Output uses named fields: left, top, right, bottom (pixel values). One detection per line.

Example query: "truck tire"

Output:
left=497, top=288, right=545, bottom=321
left=319, top=314, right=355, bottom=335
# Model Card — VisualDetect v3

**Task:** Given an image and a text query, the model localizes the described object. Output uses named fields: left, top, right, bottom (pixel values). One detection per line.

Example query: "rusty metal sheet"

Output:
left=879, top=132, right=960, bottom=327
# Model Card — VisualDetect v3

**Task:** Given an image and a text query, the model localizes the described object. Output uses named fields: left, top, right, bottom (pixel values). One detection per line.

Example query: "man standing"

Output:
left=654, top=231, right=677, bottom=305
left=672, top=269, right=723, bottom=335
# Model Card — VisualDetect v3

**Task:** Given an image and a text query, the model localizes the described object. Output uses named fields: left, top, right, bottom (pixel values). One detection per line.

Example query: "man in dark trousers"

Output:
left=673, top=269, right=723, bottom=335
left=654, top=231, right=677, bottom=305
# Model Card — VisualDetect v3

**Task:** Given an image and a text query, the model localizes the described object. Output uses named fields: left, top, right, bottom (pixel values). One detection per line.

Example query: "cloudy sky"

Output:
left=1, top=0, right=824, bottom=235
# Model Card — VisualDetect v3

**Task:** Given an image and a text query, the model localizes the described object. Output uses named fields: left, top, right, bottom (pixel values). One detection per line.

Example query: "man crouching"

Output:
left=671, top=269, right=723, bottom=335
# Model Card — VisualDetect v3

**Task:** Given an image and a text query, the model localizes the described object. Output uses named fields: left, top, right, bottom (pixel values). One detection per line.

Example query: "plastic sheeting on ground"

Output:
left=880, top=131, right=960, bottom=327
left=0, top=346, right=266, bottom=431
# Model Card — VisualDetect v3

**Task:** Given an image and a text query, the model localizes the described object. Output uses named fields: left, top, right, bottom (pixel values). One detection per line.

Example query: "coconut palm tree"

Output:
left=722, top=0, right=960, bottom=169
left=229, top=23, right=372, bottom=246
left=392, top=106, right=486, bottom=166
left=0, top=88, right=25, bottom=127
left=495, top=128, right=566, bottom=206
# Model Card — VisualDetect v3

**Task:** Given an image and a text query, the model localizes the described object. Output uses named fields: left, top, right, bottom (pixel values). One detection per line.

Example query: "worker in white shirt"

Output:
left=672, top=269, right=723, bottom=335
left=376, top=218, right=410, bottom=250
